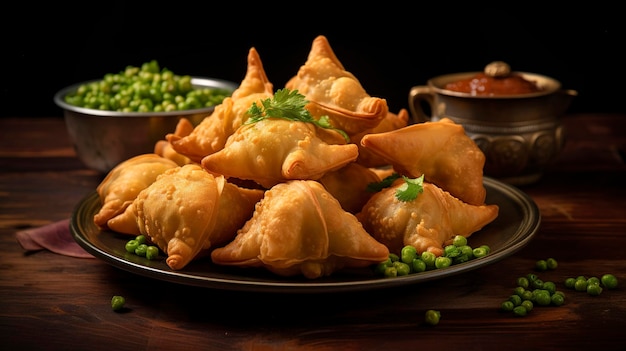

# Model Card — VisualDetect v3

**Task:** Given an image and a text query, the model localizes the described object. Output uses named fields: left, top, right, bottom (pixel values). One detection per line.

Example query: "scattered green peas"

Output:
left=521, top=300, right=534, bottom=312
left=472, top=247, right=488, bottom=258
left=601, top=274, right=618, bottom=289
left=111, top=295, right=126, bottom=311
left=124, top=235, right=160, bottom=261
left=517, top=277, right=530, bottom=289
left=424, top=310, right=441, bottom=326
left=574, top=278, right=588, bottom=292
left=375, top=239, right=491, bottom=278
left=551, top=293, right=565, bottom=306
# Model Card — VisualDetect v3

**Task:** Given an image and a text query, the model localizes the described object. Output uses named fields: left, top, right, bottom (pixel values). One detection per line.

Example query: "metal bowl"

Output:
left=54, top=77, right=238, bottom=173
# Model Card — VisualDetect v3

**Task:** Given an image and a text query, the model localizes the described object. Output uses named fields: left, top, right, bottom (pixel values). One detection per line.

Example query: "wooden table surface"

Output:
left=1, top=114, right=625, bottom=351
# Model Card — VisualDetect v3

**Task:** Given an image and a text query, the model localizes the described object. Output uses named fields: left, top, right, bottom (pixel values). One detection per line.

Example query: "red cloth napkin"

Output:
left=15, top=219, right=94, bottom=258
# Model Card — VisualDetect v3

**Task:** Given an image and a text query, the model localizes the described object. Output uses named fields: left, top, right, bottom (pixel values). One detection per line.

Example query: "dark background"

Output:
left=3, top=2, right=625, bottom=118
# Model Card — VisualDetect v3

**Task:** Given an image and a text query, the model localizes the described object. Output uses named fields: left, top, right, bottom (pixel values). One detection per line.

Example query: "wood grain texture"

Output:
left=0, top=115, right=625, bottom=351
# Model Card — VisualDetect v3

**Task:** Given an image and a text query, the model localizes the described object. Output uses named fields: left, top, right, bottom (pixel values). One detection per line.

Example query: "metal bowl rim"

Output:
left=54, top=77, right=239, bottom=117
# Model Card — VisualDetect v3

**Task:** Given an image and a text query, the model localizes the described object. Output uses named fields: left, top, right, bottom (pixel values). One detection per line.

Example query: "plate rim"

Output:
left=70, top=177, right=541, bottom=293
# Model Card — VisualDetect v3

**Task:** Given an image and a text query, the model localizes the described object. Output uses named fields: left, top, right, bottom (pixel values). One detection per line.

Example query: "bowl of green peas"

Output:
left=54, top=60, right=238, bottom=173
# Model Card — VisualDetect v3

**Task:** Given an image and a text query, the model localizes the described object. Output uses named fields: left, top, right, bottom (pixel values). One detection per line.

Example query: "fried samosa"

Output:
left=167, top=47, right=274, bottom=162
left=351, top=108, right=410, bottom=168
left=357, top=179, right=499, bottom=256
left=201, top=118, right=359, bottom=189
left=93, top=154, right=179, bottom=229
left=210, top=180, right=390, bottom=279
left=285, top=35, right=389, bottom=136
left=360, top=118, right=487, bottom=205
left=132, top=164, right=263, bottom=270
left=318, top=162, right=381, bottom=214
left=154, top=117, right=194, bottom=166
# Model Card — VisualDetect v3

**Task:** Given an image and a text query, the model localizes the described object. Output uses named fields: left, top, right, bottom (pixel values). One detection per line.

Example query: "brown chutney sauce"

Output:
left=444, top=72, right=543, bottom=96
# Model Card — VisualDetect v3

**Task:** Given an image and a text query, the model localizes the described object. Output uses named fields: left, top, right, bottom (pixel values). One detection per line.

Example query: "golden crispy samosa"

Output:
left=360, top=118, right=487, bottom=205
left=201, top=118, right=359, bottom=189
left=285, top=35, right=389, bottom=136
left=167, top=47, right=274, bottom=162
left=351, top=108, right=410, bottom=168
left=107, top=165, right=264, bottom=241
left=357, top=179, right=499, bottom=256
left=93, top=154, right=179, bottom=229
left=210, top=180, right=390, bottom=279
left=318, top=162, right=381, bottom=214
left=132, top=164, right=263, bottom=270
left=154, top=117, right=194, bottom=166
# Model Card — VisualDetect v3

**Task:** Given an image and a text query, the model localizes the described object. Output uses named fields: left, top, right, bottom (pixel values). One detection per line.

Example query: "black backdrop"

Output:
left=3, top=2, right=625, bottom=118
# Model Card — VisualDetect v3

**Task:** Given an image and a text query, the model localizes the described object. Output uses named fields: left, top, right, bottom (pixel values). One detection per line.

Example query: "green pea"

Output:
left=389, top=253, right=400, bottom=263
left=535, top=259, right=548, bottom=271
left=534, top=291, right=552, bottom=306
left=383, top=266, right=397, bottom=278
left=508, top=294, right=522, bottom=306
left=587, top=284, right=603, bottom=296
left=472, top=247, right=488, bottom=258
left=443, top=245, right=460, bottom=258
left=400, top=245, right=417, bottom=264
left=135, top=244, right=148, bottom=257
left=587, top=277, right=600, bottom=286
left=411, top=258, right=426, bottom=273
left=424, top=310, right=441, bottom=325
left=435, top=256, right=452, bottom=269
left=512, top=306, right=527, bottom=317
left=393, top=261, right=411, bottom=276
left=542, top=281, right=556, bottom=294
left=513, top=286, right=526, bottom=297
left=564, top=277, right=576, bottom=289
left=546, top=257, right=558, bottom=270
left=574, top=278, right=588, bottom=292
left=517, top=277, right=530, bottom=289
left=421, top=251, right=436, bottom=268
left=111, top=295, right=125, bottom=311
left=601, top=274, right=618, bottom=289
left=531, top=278, right=544, bottom=289
left=551, top=293, right=565, bottom=306
left=375, top=258, right=393, bottom=275
left=125, top=239, right=139, bottom=253
left=521, top=300, right=534, bottom=312
left=146, top=246, right=159, bottom=260
left=135, top=235, right=147, bottom=245
left=452, top=235, right=467, bottom=247
left=501, top=301, right=515, bottom=312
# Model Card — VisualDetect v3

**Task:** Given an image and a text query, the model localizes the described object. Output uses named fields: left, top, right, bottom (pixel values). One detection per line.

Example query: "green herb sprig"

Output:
left=366, top=173, right=424, bottom=202
left=244, top=88, right=349, bottom=141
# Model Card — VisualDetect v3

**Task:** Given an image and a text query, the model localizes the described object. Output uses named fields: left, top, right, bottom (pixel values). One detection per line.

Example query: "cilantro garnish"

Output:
left=395, top=175, right=424, bottom=202
left=366, top=172, right=401, bottom=193
left=366, top=173, right=424, bottom=202
left=244, top=88, right=349, bottom=142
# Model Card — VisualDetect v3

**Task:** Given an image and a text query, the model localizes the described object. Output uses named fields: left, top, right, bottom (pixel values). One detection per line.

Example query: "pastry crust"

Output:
left=93, top=154, right=179, bottom=229
left=360, top=118, right=487, bottom=205
left=167, top=47, right=274, bottom=162
left=201, top=118, right=359, bottom=189
left=286, top=35, right=389, bottom=136
left=210, top=180, right=389, bottom=279
left=357, top=180, right=499, bottom=256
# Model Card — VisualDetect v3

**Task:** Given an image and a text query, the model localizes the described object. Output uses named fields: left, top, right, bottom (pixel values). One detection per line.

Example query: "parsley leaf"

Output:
left=395, top=175, right=424, bottom=202
left=244, top=88, right=349, bottom=141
